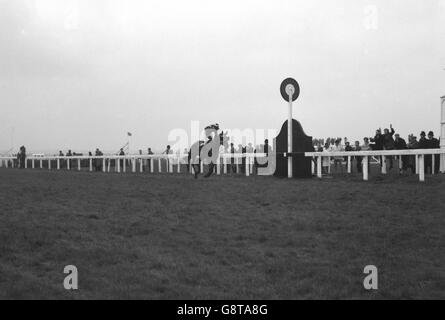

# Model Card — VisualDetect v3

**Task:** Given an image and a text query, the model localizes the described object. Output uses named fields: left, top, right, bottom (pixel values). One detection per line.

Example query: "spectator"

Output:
left=382, top=125, right=395, bottom=170
left=255, top=139, right=271, bottom=171
left=370, top=129, right=384, bottom=167
left=147, top=147, right=154, bottom=172
left=344, top=141, right=353, bottom=159
left=229, top=143, right=236, bottom=173
left=246, top=143, right=254, bottom=154
left=427, top=131, right=440, bottom=174
left=370, top=129, right=383, bottom=150
left=361, top=138, right=372, bottom=174
left=16, top=146, right=26, bottom=169
left=241, top=145, right=247, bottom=174
left=418, top=131, right=430, bottom=173
left=362, top=137, right=372, bottom=151
left=330, top=138, right=344, bottom=174
left=66, top=149, right=73, bottom=168
left=394, top=133, right=408, bottom=174
left=407, top=135, right=419, bottom=174
left=354, top=141, right=362, bottom=173
left=94, top=148, right=103, bottom=171
left=58, top=150, right=65, bottom=168
left=418, top=131, right=428, bottom=148
left=321, top=142, right=330, bottom=174
left=119, top=148, right=125, bottom=169
left=163, top=145, right=172, bottom=154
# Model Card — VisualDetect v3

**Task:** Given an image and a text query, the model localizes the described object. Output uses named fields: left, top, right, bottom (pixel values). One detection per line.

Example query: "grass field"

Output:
left=0, top=168, right=444, bottom=299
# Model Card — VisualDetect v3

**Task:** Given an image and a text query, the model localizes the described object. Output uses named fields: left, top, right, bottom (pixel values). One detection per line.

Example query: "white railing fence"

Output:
left=0, top=153, right=267, bottom=177
left=2, top=150, right=444, bottom=182
left=305, top=149, right=445, bottom=182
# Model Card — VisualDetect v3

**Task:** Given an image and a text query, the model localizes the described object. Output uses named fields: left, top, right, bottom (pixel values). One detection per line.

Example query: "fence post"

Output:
left=158, top=158, right=161, bottom=173
left=151, top=158, right=154, bottom=173
left=177, top=156, right=181, bottom=173
left=78, top=159, right=81, bottom=171
left=140, top=158, right=143, bottom=173
left=381, top=156, right=387, bottom=174
left=245, top=156, right=250, bottom=177
left=5, top=159, right=8, bottom=168
left=102, top=158, right=106, bottom=172
left=40, top=159, right=43, bottom=169
left=67, top=158, right=70, bottom=171
left=415, top=156, right=419, bottom=174
left=419, top=154, right=425, bottom=182
left=317, top=156, right=322, bottom=178
left=57, top=158, right=60, bottom=170
left=223, top=156, right=227, bottom=174
left=48, top=159, right=51, bottom=170
left=89, top=158, right=93, bottom=172
left=432, top=154, right=435, bottom=175
left=363, top=156, right=369, bottom=181
left=25, top=158, right=28, bottom=169
left=217, top=156, right=221, bottom=175
left=347, top=156, right=351, bottom=174
left=328, top=156, right=331, bottom=174
left=132, top=157, right=136, bottom=173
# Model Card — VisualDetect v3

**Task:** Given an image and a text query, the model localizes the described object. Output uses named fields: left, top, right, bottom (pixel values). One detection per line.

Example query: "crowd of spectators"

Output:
left=313, top=125, right=441, bottom=174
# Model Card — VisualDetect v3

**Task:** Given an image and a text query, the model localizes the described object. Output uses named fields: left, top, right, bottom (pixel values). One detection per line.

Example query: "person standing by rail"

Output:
left=17, top=146, right=26, bottom=169
left=370, top=128, right=384, bottom=168
left=94, top=148, right=103, bottom=172
left=418, top=131, right=430, bottom=173
left=382, top=124, right=396, bottom=170
left=427, top=131, right=440, bottom=174
left=353, top=141, right=362, bottom=173
left=119, top=148, right=125, bottom=170
left=394, top=133, right=408, bottom=174
left=407, top=135, right=419, bottom=174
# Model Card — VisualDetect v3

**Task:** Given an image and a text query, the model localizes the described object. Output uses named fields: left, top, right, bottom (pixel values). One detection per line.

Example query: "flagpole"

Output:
left=127, top=133, right=130, bottom=155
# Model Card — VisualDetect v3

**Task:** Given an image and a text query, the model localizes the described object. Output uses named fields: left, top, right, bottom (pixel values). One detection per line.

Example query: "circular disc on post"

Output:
left=280, top=78, right=300, bottom=102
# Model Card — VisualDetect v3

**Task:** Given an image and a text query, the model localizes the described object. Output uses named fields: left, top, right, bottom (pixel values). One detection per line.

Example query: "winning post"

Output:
left=280, top=78, right=300, bottom=178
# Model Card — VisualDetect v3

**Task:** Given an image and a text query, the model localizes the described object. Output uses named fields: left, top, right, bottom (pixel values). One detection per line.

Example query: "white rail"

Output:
left=305, top=149, right=445, bottom=182
left=3, top=149, right=443, bottom=182
left=0, top=153, right=267, bottom=177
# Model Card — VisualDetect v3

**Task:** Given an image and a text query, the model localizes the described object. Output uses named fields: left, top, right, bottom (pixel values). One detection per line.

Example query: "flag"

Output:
left=127, top=132, right=132, bottom=137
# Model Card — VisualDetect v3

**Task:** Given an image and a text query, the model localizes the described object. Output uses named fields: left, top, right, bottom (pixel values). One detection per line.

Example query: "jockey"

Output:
left=189, top=123, right=222, bottom=179
left=204, top=123, right=219, bottom=139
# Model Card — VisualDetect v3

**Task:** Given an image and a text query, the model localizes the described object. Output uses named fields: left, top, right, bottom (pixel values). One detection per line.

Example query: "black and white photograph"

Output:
left=1, top=0, right=445, bottom=305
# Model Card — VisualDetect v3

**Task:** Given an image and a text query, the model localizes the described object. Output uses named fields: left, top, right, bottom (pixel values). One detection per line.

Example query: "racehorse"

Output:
left=188, top=125, right=229, bottom=178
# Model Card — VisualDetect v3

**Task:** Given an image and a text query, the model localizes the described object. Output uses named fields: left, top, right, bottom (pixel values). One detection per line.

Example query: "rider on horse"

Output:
left=188, top=123, right=228, bottom=178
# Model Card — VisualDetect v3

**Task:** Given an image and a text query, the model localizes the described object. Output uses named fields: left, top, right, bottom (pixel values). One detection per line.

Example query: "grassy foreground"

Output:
left=0, top=168, right=444, bottom=299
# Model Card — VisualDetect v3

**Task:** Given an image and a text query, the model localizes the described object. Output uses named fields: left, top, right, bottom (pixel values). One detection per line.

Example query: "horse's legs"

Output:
left=192, top=162, right=200, bottom=178
left=204, top=162, right=215, bottom=178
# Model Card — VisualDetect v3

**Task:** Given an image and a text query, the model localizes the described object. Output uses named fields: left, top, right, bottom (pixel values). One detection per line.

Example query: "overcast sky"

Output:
left=1, top=0, right=444, bottom=153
